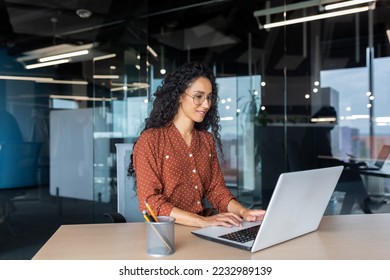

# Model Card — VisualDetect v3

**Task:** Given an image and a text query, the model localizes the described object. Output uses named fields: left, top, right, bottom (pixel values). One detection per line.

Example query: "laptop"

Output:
left=356, top=145, right=390, bottom=170
left=191, top=166, right=343, bottom=252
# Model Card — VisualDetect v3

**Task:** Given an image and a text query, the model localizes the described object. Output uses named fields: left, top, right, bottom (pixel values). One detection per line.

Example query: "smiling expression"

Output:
left=178, top=77, right=213, bottom=123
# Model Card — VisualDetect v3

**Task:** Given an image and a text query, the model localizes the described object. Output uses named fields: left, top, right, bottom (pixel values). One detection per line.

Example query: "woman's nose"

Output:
left=200, top=98, right=211, bottom=108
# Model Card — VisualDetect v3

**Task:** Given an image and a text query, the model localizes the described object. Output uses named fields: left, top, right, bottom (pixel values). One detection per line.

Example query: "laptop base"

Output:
left=191, top=231, right=252, bottom=251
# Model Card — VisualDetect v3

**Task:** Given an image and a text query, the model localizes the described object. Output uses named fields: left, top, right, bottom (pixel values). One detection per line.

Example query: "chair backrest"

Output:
left=115, top=143, right=144, bottom=222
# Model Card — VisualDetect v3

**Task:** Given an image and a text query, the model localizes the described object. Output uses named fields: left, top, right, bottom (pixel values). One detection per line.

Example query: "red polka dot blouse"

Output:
left=133, top=123, right=235, bottom=217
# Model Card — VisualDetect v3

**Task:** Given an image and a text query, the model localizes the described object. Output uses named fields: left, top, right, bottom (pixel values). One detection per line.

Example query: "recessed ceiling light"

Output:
left=76, top=9, right=92, bottom=19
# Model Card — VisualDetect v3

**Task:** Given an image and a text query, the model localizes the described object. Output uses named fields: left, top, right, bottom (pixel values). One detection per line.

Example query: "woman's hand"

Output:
left=241, top=209, right=266, bottom=222
left=200, top=212, right=243, bottom=228
left=227, top=199, right=266, bottom=223
left=170, top=203, right=265, bottom=228
left=199, top=209, right=265, bottom=228
left=170, top=207, right=242, bottom=228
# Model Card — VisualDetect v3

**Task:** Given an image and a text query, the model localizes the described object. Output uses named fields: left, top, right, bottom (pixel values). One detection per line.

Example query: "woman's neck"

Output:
left=172, top=115, right=195, bottom=142
left=173, top=118, right=194, bottom=137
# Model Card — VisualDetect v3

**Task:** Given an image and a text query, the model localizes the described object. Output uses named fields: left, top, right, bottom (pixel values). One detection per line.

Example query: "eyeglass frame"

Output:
left=183, top=92, right=214, bottom=106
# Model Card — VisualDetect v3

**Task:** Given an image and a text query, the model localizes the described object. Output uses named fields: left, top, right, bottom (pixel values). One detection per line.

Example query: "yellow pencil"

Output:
left=142, top=210, right=151, bottom=222
left=145, top=201, right=159, bottom=222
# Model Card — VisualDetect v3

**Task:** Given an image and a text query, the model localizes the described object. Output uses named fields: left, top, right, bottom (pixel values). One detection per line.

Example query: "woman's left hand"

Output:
left=227, top=200, right=266, bottom=222
left=241, top=209, right=266, bottom=222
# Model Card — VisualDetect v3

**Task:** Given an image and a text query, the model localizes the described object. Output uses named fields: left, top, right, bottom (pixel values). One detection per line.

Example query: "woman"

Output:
left=129, top=62, right=265, bottom=227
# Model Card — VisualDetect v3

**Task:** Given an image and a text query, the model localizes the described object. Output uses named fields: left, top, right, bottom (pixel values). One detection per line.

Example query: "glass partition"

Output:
left=218, top=76, right=262, bottom=207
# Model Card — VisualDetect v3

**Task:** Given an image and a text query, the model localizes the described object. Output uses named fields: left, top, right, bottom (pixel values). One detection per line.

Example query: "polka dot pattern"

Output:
left=133, top=123, right=235, bottom=216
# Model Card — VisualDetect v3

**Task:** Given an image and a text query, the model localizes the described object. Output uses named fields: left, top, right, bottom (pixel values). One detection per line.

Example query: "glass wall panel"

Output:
left=0, top=1, right=149, bottom=259
left=91, top=17, right=149, bottom=220
left=218, top=76, right=262, bottom=207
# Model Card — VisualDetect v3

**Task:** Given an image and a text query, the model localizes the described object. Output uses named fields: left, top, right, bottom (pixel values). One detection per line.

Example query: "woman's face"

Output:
left=178, top=77, right=213, bottom=123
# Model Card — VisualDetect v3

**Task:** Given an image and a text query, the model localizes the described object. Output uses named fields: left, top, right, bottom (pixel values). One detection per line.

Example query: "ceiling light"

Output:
left=25, top=59, right=70, bottom=69
left=93, top=75, right=119, bottom=79
left=311, top=117, right=337, bottom=122
left=50, top=94, right=117, bottom=101
left=111, top=87, right=126, bottom=91
left=0, top=75, right=87, bottom=85
left=147, top=45, right=158, bottom=58
left=111, top=82, right=149, bottom=89
left=376, top=117, right=390, bottom=123
left=76, top=9, right=92, bottom=18
left=17, top=43, right=94, bottom=63
left=254, top=1, right=374, bottom=30
left=39, top=50, right=89, bottom=62
left=345, top=114, right=369, bottom=119
left=263, top=6, right=369, bottom=29
left=93, top=53, right=117, bottom=61
left=36, top=79, right=88, bottom=85
left=324, top=0, right=375, bottom=11
left=0, top=75, right=53, bottom=82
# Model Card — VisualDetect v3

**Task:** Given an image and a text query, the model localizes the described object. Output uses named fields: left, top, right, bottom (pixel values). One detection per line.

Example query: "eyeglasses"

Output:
left=184, top=92, right=213, bottom=106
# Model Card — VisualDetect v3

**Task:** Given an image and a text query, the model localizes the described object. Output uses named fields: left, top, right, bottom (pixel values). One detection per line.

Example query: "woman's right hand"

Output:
left=170, top=207, right=243, bottom=228
left=200, top=212, right=243, bottom=228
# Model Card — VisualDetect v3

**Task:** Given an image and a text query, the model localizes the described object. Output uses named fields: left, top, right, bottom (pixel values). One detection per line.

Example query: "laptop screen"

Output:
left=375, top=145, right=390, bottom=168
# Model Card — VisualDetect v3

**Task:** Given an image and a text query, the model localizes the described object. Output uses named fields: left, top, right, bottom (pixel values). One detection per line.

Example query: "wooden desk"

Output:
left=33, top=214, right=390, bottom=260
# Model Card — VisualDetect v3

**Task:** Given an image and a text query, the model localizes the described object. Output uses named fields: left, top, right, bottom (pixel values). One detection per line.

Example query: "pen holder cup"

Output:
left=146, top=216, right=175, bottom=256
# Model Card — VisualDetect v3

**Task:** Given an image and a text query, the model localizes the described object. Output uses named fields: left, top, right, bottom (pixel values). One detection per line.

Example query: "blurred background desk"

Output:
left=354, top=168, right=390, bottom=206
left=32, top=214, right=390, bottom=260
left=355, top=168, right=390, bottom=179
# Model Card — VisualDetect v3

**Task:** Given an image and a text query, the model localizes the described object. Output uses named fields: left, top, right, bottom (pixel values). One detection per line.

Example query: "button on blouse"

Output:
left=133, top=123, right=235, bottom=216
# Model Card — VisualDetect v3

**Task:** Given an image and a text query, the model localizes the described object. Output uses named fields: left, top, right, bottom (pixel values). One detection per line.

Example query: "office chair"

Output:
left=104, top=143, right=144, bottom=223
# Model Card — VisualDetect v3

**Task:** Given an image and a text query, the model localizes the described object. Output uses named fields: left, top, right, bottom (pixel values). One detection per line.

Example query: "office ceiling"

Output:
left=0, top=0, right=389, bottom=79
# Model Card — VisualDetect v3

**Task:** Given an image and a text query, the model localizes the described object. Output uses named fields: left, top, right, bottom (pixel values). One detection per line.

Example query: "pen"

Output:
left=145, top=201, right=159, bottom=222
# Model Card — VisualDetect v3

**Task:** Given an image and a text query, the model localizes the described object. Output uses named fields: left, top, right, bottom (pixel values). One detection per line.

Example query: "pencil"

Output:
left=145, top=201, right=159, bottom=222
left=142, top=210, right=151, bottom=222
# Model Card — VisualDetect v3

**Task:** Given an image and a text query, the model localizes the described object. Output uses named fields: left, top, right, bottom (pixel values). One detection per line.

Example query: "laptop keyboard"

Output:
left=218, top=225, right=261, bottom=243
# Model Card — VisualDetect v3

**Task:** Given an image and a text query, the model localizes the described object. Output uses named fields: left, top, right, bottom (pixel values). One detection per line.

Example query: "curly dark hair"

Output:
left=127, top=61, right=223, bottom=177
